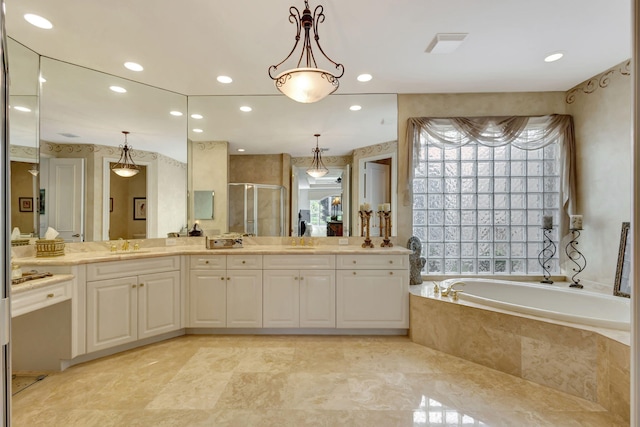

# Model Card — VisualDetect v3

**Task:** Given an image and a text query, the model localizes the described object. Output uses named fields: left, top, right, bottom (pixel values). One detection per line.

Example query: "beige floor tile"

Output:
left=11, top=335, right=626, bottom=426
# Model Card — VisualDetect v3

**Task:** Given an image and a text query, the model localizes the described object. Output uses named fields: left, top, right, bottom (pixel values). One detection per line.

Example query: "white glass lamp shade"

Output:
left=275, top=68, right=339, bottom=103
left=306, top=167, right=328, bottom=178
left=112, top=166, right=140, bottom=177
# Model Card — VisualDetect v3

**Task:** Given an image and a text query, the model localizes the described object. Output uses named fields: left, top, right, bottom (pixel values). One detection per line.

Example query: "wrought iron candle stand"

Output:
left=379, top=211, right=393, bottom=247
left=565, top=229, right=586, bottom=288
left=538, top=228, right=556, bottom=284
left=359, top=210, right=374, bottom=248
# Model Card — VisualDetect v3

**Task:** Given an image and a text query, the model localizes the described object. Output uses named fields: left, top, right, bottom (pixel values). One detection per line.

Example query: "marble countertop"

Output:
left=11, top=273, right=75, bottom=295
left=12, top=244, right=411, bottom=266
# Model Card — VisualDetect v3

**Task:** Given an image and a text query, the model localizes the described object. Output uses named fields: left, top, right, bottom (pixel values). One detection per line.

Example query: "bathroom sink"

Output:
left=285, top=246, right=316, bottom=250
left=110, top=249, right=151, bottom=256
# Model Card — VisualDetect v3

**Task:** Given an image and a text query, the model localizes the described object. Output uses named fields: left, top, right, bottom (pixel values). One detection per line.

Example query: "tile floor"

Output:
left=11, top=335, right=627, bottom=426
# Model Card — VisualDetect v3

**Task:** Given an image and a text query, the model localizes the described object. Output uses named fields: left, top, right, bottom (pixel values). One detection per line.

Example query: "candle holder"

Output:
left=380, top=211, right=393, bottom=247
left=565, top=229, right=586, bottom=288
left=359, top=210, right=374, bottom=248
left=538, top=228, right=556, bottom=284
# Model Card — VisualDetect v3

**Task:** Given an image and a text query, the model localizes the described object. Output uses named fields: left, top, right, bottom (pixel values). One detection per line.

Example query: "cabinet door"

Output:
left=336, top=269, right=409, bottom=328
left=263, top=270, right=299, bottom=328
left=138, top=270, right=181, bottom=339
left=188, top=269, right=227, bottom=327
left=226, top=270, right=263, bottom=328
left=300, top=270, right=335, bottom=328
left=87, top=276, right=137, bottom=353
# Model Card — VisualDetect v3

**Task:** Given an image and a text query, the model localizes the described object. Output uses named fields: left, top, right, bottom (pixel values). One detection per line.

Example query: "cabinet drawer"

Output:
left=12, top=281, right=72, bottom=317
left=190, top=255, right=226, bottom=270
left=227, top=254, right=262, bottom=270
left=87, top=256, right=180, bottom=281
left=336, top=254, right=407, bottom=270
left=263, top=254, right=335, bottom=270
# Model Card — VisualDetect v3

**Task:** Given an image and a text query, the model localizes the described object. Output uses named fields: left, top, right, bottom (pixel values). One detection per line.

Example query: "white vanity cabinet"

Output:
left=188, top=254, right=263, bottom=328
left=86, top=256, right=181, bottom=353
left=263, top=255, right=336, bottom=328
left=336, top=254, right=409, bottom=328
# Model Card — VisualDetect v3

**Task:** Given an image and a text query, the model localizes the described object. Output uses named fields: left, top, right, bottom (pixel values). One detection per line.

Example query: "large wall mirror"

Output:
left=8, top=39, right=40, bottom=239
left=7, top=44, right=398, bottom=241
left=187, top=94, right=398, bottom=237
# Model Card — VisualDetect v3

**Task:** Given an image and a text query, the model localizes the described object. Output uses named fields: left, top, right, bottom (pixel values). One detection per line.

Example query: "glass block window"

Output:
left=413, top=133, right=561, bottom=275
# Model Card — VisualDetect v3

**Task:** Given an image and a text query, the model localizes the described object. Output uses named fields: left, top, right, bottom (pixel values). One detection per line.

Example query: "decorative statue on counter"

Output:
left=407, top=236, right=426, bottom=285
left=188, top=222, right=203, bottom=237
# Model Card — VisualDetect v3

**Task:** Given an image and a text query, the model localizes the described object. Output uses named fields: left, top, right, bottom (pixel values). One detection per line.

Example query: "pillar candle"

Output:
left=384, top=203, right=391, bottom=212
left=542, top=215, right=553, bottom=230
left=378, top=204, right=384, bottom=212
left=363, top=203, right=371, bottom=211
left=359, top=204, right=365, bottom=212
left=570, top=214, right=583, bottom=230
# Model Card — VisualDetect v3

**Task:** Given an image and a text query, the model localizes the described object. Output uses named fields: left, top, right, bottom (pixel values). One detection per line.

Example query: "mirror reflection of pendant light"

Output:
left=268, top=0, right=344, bottom=103
left=111, top=131, right=140, bottom=177
left=306, top=133, right=328, bottom=178
left=28, top=164, right=39, bottom=176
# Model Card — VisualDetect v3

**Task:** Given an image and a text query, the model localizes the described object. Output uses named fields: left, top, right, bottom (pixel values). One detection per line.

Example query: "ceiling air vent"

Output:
left=425, top=33, right=468, bottom=54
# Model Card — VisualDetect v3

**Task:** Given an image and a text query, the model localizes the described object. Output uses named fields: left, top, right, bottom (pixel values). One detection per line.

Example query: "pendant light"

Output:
left=27, top=164, right=39, bottom=176
left=111, top=131, right=140, bottom=177
left=268, top=1, right=344, bottom=103
left=306, top=134, right=328, bottom=178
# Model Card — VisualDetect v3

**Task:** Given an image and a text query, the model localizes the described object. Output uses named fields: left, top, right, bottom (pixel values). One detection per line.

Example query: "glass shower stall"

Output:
left=228, top=183, right=285, bottom=236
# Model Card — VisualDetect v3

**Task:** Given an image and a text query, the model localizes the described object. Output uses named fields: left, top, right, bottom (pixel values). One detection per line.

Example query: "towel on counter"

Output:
left=44, top=227, right=60, bottom=240
left=11, top=227, right=20, bottom=240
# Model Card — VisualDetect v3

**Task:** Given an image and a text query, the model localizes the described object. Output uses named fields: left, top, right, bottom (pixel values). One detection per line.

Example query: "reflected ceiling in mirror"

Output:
left=40, top=57, right=187, bottom=162
left=8, top=38, right=39, bottom=154
left=187, top=94, right=397, bottom=157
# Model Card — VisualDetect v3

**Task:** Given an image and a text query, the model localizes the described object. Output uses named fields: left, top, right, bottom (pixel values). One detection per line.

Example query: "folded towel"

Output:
left=44, top=227, right=60, bottom=240
left=11, top=227, right=20, bottom=240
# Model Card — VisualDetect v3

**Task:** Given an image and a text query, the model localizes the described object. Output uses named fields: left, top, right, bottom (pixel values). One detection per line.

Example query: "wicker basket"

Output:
left=35, top=238, right=65, bottom=257
left=10, top=239, right=30, bottom=247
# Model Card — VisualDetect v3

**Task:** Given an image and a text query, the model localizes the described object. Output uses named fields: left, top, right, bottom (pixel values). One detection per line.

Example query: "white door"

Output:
left=300, top=270, right=335, bottom=328
left=48, top=158, right=85, bottom=241
left=138, top=270, right=181, bottom=339
left=263, top=270, right=300, bottom=327
left=188, top=270, right=227, bottom=327
left=365, top=162, right=390, bottom=236
left=226, top=270, right=262, bottom=328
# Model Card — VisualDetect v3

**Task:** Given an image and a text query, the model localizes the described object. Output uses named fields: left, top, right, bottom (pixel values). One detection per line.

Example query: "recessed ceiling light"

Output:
left=170, top=111, right=183, bottom=116
left=109, top=85, right=127, bottom=93
left=193, top=128, right=203, bottom=133
left=13, top=106, right=31, bottom=112
left=357, top=74, right=372, bottom=82
left=237, top=148, right=246, bottom=152
left=124, top=62, right=144, bottom=72
left=39, top=76, right=46, bottom=83
left=24, top=13, right=52, bottom=29
left=240, top=106, right=252, bottom=112
left=190, top=114, right=203, bottom=119
left=217, top=75, right=233, bottom=84
left=350, top=105, right=362, bottom=111
left=544, top=52, right=564, bottom=63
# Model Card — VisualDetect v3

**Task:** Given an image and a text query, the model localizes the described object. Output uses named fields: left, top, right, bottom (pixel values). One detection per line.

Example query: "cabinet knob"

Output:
left=389, top=272, right=394, bottom=275
left=294, top=277, right=299, bottom=280
left=353, top=272, right=357, bottom=275
left=205, top=260, right=209, bottom=264
left=132, top=284, right=137, bottom=288
left=352, top=260, right=357, bottom=264
left=242, top=260, right=246, bottom=264
left=221, top=277, right=225, bottom=280
left=140, top=283, right=145, bottom=287
left=227, top=277, right=231, bottom=280
left=389, top=260, right=393, bottom=264
left=46, top=293, right=54, bottom=298
left=300, top=277, right=304, bottom=280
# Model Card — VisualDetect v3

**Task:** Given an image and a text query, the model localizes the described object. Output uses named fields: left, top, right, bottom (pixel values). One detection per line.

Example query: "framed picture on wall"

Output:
left=19, top=197, right=33, bottom=212
left=133, top=197, right=146, bottom=220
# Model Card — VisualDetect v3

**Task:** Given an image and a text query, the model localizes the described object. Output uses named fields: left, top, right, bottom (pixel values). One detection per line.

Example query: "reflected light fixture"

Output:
left=268, top=0, right=344, bottom=103
left=28, top=164, right=39, bottom=176
left=306, top=134, right=328, bottom=178
left=111, top=131, right=140, bottom=177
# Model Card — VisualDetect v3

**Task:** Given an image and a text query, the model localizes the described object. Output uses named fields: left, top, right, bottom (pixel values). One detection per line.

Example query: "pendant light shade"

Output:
left=28, top=164, right=39, bottom=176
left=306, top=134, right=328, bottom=178
left=111, top=131, right=140, bottom=177
left=269, top=1, right=344, bottom=103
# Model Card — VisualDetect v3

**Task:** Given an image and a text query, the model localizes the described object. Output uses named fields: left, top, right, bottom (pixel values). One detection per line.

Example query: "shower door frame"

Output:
left=228, top=183, right=285, bottom=236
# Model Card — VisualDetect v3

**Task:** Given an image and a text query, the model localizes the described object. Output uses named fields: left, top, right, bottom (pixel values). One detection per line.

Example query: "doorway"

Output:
left=108, top=163, right=147, bottom=240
